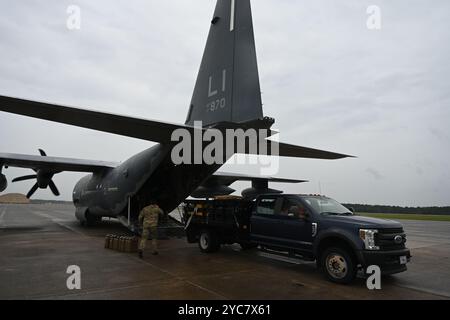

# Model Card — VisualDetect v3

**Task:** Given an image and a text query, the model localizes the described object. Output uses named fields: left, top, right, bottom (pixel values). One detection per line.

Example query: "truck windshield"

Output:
left=301, top=196, right=353, bottom=216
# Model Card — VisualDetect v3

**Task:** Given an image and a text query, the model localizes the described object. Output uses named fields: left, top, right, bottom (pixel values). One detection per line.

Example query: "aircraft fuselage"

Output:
left=72, top=144, right=221, bottom=226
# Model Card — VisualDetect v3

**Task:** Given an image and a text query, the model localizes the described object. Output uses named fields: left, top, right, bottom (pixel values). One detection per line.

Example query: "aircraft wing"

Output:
left=0, top=95, right=203, bottom=144
left=0, top=152, right=118, bottom=173
left=210, top=172, right=307, bottom=186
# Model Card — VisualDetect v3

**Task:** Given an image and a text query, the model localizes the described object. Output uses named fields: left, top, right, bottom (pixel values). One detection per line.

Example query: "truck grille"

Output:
left=376, top=228, right=406, bottom=251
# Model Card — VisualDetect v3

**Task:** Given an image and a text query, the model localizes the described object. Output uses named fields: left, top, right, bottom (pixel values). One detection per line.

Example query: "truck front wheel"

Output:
left=321, top=247, right=357, bottom=284
left=198, top=229, right=220, bottom=253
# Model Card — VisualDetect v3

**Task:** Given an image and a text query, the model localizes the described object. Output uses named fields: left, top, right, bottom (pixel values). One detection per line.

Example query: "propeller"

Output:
left=12, top=175, right=37, bottom=182
left=12, top=149, right=60, bottom=198
left=26, top=183, right=39, bottom=199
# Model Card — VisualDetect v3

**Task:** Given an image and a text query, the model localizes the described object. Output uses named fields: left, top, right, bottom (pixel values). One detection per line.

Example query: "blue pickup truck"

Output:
left=183, top=194, right=411, bottom=284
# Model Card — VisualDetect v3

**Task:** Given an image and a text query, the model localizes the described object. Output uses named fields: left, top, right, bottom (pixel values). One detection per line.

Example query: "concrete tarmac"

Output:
left=0, top=203, right=449, bottom=300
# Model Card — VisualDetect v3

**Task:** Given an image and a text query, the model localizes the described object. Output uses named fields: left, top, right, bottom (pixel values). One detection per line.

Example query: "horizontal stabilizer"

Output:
left=239, top=140, right=354, bottom=160
left=0, top=95, right=353, bottom=160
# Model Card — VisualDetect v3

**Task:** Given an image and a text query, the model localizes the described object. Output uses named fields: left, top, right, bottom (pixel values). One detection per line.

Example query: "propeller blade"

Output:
left=12, top=175, right=37, bottom=183
left=26, top=183, right=39, bottom=198
left=48, top=180, right=60, bottom=196
left=38, top=149, right=47, bottom=156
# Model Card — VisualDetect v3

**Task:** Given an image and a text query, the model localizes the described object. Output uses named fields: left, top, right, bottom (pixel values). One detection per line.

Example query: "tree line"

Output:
left=343, top=204, right=450, bottom=215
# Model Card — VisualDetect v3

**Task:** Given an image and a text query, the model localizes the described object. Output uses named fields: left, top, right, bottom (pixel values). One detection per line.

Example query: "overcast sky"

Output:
left=1, top=0, right=449, bottom=206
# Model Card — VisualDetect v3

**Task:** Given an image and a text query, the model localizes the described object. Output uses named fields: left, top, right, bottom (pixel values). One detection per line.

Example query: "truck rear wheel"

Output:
left=198, top=229, right=220, bottom=253
left=321, top=247, right=357, bottom=284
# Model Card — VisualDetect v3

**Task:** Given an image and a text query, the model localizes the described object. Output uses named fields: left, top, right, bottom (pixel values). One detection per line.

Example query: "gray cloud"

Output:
left=1, top=0, right=449, bottom=206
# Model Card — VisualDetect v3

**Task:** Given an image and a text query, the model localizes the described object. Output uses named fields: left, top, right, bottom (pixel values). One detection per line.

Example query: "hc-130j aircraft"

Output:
left=0, top=0, right=352, bottom=229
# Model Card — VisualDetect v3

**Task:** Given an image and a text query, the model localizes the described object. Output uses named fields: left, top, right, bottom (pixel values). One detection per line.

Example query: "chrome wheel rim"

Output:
left=326, top=253, right=348, bottom=279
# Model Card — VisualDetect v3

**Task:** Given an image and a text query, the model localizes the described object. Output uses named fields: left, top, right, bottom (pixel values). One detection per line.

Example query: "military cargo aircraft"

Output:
left=0, top=0, right=352, bottom=229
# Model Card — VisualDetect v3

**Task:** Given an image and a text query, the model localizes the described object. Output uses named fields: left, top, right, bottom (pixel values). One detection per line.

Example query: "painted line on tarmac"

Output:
left=31, top=210, right=87, bottom=237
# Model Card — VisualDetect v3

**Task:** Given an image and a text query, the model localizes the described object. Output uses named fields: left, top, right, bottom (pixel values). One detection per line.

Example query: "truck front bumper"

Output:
left=358, top=248, right=411, bottom=275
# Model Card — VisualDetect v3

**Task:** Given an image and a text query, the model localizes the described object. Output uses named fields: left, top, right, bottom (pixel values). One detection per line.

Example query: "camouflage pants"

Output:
left=139, top=226, right=158, bottom=252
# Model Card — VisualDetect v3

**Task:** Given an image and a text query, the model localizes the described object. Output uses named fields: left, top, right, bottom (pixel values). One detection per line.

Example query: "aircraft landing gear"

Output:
left=80, top=211, right=102, bottom=227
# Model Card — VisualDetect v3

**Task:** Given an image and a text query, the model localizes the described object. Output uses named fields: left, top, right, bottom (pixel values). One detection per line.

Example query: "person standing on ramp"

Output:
left=138, top=201, right=163, bottom=258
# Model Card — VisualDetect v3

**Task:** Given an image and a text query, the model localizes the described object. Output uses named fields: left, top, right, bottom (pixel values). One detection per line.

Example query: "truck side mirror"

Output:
left=349, top=207, right=355, bottom=213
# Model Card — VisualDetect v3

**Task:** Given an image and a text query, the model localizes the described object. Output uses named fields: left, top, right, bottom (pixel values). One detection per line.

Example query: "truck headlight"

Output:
left=359, top=229, right=379, bottom=250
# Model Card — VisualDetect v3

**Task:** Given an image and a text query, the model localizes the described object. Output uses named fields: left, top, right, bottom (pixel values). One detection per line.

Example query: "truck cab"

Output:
left=183, top=194, right=411, bottom=284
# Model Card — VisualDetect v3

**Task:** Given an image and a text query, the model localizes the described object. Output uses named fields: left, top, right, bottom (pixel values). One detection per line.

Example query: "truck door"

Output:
left=275, top=197, right=314, bottom=253
left=250, top=196, right=286, bottom=247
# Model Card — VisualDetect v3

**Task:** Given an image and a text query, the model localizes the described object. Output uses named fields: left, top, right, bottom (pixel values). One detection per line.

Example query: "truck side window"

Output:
left=256, top=198, right=277, bottom=216
left=280, top=198, right=307, bottom=218
left=304, top=198, right=320, bottom=213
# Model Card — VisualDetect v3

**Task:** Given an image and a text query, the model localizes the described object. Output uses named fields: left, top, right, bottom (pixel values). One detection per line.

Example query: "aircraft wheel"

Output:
left=81, top=211, right=102, bottom=227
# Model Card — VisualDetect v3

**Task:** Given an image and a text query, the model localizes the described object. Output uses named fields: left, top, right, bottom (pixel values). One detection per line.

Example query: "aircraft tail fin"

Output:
left=186, top=0, right=263, bottom=127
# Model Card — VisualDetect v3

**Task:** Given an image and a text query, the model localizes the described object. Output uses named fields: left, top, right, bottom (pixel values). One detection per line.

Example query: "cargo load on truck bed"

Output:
left=182, top=196, right=255, bottom=251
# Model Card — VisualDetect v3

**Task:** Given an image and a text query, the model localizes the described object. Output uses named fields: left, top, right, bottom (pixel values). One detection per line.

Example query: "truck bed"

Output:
left=182, top=197, right=254, bottom=244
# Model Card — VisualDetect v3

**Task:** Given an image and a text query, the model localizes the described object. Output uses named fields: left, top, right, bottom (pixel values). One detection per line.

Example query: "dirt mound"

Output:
left=0, top=193, right=30, bottom=204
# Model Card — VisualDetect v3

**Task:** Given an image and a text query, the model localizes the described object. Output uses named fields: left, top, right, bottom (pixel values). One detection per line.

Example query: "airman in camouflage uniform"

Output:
left=138, top=202, right=163, bottom=258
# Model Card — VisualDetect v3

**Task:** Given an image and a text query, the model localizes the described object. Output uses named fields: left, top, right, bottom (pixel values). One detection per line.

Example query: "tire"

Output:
left=198, top=229, right=220, bottom=253
left=320, top=246, right=357, bottom=284
left=81, top=212, right=102, bottom=227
